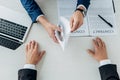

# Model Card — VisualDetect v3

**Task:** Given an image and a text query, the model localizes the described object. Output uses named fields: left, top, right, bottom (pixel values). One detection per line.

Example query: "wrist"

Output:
left=26, top=61, right=37, bottom=65
left=75, top=9, right=84, bottom=17
left=76, top=7, right=86, bottom=17
left=76, top=6, right=86, bottom=17
left=98, top=57, right=108, bottom=62
left=38, top=16, right=50, bottom=28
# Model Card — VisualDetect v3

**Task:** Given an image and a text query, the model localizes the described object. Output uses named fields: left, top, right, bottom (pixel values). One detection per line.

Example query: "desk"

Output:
left=0, top=0, right=120, bottom=80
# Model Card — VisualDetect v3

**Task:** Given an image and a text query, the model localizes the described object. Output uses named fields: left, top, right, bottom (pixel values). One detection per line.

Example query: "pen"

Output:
left=112, top=0, right=115, bottom=13
left=98, top=15, right=113, bottom=28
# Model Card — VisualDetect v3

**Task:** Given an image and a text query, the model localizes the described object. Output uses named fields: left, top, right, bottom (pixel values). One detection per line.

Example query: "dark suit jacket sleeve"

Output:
left=77, top=0, right=90, bottom=9
left=18, top=69, right=37, bottom=80
left=99, top=64, right=120, bottom=80
left=20, top=0, right=44, bottom=23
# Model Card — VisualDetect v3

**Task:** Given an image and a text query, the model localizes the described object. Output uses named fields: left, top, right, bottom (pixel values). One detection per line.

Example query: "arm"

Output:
left=18, top=41, right=45, bottom=80
left=18, top=69, right=37, bottom=80
left=20, top=0, right=61, bottom=43
left=70, top=0, right=91, bottom=32
left=20, top=0, right=44, bottom=23
left=87, top=37, right=119, bottom=80
left=99, top=64, right=119, bottom=80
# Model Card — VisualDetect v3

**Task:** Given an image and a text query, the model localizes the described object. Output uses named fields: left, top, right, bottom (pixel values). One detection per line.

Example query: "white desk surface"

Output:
left=0, top=0, right=120, bottom=80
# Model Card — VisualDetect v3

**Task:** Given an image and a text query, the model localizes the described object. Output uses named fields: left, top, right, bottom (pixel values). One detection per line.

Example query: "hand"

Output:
left=70, top=10, right=84, bottom=32
left=44, top=23, right=62, bottom=43
left=87, top=37, right=108, bottom=62
left=38, top=16, right=61, bottom=43
left=25, top=40, right=45, bottom=65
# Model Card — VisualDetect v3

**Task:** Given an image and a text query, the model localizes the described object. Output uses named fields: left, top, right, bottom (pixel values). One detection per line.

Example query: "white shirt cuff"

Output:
left=36, top=15, right=44, bottom=21
left=99, top=59, right=112, bottom=67
left=77, top=4, right=87, bottom=12
left=23, top=64, right=36, bottom=70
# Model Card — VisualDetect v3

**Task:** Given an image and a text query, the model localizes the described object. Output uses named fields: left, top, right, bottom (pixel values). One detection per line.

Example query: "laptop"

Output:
left=0, top=6, right=32, bottom=50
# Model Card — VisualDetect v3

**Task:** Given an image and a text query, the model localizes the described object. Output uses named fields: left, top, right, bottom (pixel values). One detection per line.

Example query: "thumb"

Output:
left=39, top=51, right=46, bottom=61
left=87, top=49, right=95, bottom=57
left=25, top=44, right=28, bottom=53
left=70, top=18, right=74, bottom=28
left=71, top=22, right=79, bottom=32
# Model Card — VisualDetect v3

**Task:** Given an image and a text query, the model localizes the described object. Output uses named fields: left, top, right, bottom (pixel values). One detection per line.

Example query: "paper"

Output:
left=55, top=16, right=71, bottom=50
left=87, top=0, right=117, bottom=36
left=57, top=0, right=117, bottom=37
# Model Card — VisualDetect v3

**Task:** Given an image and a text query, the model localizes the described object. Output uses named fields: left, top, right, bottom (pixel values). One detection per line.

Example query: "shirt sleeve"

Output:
left=77, top=4, right=87, bottom=11
left=36, top=15, right=44, bottom=21
left=20, top=0, right=44, bottom=23
left=77, top=0, right=90, bottom=10
left=23, top=64, right=36, bottom=70
left=99, top=59, right=112, bottom=67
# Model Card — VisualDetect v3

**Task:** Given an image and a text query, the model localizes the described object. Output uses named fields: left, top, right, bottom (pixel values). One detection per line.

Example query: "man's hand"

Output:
left=44, top=23, right=61, bottom=43
left=87, top=37, right=108, bottom=62
left=70, top=10, right=84, bottom=32
left=38, top=16, right=61, bottom=43
left=25, top=40, right=45, bottom=65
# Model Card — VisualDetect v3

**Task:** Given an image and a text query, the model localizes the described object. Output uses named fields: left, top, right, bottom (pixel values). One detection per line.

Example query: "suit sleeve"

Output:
left=99, top=64, right=120, bottom=80
left=18, top=69, right=37, bottom=80
left=20, top=0, right=44, bottom=23
left=77, top=0, right=90, bottom=9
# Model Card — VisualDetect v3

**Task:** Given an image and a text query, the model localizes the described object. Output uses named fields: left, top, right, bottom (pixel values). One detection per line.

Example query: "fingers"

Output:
left=28, top=41, right=32, bottom=49
left=87, top=49, right=95, bottom=57
left=100, top=38, right=106, bottom=48
left=53, top=36, right=59, bottom=43
left=93, top=38, right=102, bottom=47
left=50, top=32, right=59, bottom=43
left=70, top=17, right=74, bottom=29
left=96, top=37, right=106, bottom=48
left=93, top=37, right=106, bottom=48
left=50, top=31, right=59, bottom=43
left=27, top=41, right=39, bottom=50
left=96, top=37, right=103, bottom=47
left=48, top=25, right=60, bottom=43
left=93, top=39, right=99, bottom=49
left=71, top=21, right=79, bottom=32
left=34, top=41, right=38, bottom=50
left=31, top=41, right=35, bottom=49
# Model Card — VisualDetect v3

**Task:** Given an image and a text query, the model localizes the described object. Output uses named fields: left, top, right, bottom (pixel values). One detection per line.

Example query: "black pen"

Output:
left=112, top=0, right=115, bottom=13
left=98, top=15, right=113, bottom=28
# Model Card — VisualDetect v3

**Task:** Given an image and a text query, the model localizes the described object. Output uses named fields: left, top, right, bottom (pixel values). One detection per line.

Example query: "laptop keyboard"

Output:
left=0, top=34, right=22, bottom=50
left=0, top=18, right=27, bottom=40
